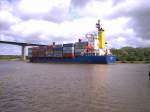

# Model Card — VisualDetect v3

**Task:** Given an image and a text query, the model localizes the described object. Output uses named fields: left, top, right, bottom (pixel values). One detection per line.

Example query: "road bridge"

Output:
left=0, top=40, right=47, bottom=61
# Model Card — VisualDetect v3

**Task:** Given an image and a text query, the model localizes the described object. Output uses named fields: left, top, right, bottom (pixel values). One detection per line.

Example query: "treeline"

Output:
left=111, top=47, right=150, bottom=63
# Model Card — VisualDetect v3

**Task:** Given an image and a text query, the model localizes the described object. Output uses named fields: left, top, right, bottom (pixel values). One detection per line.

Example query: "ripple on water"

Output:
left=0, top=61, right=150, bottom=112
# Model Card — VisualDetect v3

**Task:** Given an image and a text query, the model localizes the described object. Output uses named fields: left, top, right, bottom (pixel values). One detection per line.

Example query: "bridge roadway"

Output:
left=0, top=40, right=47, bottom=61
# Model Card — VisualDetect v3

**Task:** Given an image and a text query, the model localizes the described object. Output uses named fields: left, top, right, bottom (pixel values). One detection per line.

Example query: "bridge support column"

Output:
left=22, top=45, right=26, bottom=61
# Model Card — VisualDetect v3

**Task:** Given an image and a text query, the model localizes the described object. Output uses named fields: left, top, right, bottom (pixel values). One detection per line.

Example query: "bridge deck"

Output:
left=0, top=41, right=47, bottom=46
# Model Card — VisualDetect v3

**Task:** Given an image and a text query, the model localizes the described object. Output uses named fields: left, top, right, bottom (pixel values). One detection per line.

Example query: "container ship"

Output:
left=28, top=20, right=116, bottom=64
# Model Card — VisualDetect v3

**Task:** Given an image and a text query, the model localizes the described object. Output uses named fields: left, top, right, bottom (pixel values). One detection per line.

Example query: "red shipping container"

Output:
left=63, top=53, right=75, bottom=58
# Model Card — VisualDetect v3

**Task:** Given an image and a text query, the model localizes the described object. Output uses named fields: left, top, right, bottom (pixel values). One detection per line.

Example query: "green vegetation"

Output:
left=111, top=47, right=150, bottom=63
left=0, top=55, right=21, bottom=61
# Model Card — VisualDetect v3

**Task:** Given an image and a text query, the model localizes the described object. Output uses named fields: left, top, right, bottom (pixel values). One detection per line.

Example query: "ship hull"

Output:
left=29, top=55, right=116, bottom=64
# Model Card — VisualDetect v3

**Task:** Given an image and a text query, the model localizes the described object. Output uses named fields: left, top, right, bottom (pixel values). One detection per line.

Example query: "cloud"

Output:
left=0, top=0, right=21, bottom=30
left=0, top=0, right=150, bottom=56
left=8, top=18, right=96, bottom=43
left=14, top=0, right=71, bottom=22
left=0, top=10, right=21, bottom=30
left=71, top=0, right=91, bottom=7
left=107, top=0, right=150, bottom=40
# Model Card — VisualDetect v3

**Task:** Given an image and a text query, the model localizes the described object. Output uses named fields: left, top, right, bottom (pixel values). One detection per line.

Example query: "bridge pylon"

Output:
left=21, top=45, right=26, bottom=61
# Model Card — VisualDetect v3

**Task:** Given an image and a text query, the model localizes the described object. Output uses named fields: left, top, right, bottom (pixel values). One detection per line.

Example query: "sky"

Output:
left=0, top=0, right=150, bottom=55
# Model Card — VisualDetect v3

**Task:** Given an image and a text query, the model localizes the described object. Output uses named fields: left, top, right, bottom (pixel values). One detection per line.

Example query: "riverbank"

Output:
left=117, top=61, right=150, bottom=64
left=0, top=55, right=21, bottom=61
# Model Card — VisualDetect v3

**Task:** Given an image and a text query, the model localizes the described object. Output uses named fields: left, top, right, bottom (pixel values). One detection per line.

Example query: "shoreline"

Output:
left=117, top=61, right=150, bottom=64
left=0, top=58, right=21, bottom=61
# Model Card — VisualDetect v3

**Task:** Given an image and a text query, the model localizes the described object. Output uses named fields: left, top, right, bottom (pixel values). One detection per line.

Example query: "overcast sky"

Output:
left=0, top=0, right=150, bottom=55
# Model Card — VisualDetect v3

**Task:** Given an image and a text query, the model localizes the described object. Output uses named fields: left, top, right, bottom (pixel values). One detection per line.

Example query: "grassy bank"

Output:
left=117, top=61, right=150, bottom=64
left=0, top=55, right=21, bottom=61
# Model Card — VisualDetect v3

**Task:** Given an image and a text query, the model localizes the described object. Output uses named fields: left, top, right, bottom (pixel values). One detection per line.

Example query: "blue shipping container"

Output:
left=53, top=47, right=63, bottom=51
left=63, top=43, right=74, bottom=47
left=75, top=42, right=88, bottom=46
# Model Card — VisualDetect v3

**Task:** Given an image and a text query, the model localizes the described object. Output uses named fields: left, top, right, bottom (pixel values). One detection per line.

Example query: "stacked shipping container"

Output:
left=29, top=41, right=94, bottom=58
left=74, top=42, right=88, bottom=56
left=63, top=43, right=74, bottom=58
left=32, top=47, right=39, bottom=57
left=32, top=46, right=46, bottom=57
left=53, top=44, right=63, bottom=57
left=46, top=45, right=53, bottom=56
left=38, top=46, right=47, bottom=57
left=28, top=48, right=32, bottom=57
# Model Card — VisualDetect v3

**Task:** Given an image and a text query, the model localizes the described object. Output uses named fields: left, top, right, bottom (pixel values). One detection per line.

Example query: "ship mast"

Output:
left=96, top=19, right=100, bottom=31
left=96, top=19, right=104, bottom=32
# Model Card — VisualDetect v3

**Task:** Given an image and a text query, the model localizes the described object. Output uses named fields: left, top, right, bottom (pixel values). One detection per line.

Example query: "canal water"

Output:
left=0, top=61, right=150, bottom=112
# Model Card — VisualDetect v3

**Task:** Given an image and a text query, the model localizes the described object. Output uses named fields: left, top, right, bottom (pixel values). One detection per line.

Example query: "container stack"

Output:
left=37, top=46, right=47, bottom=57
left=28, top=48, right=32, bottom=57
left=31, top=46, right=46, bottom=57
left=53, top=44, right=63, bottom=57
left=63, top=43, right=74, bottom=58
left=74, top=42, right=88, bottom=56
left=46, top=45, right=53, bottom=57
left=29, top=42, right=94, bottom=58
left=32, top=47, right=39, bottom=57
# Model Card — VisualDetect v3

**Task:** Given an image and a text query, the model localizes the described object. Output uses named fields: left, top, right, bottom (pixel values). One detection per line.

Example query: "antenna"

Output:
left=96, top=19, right=101, bottom=31
left=96, top=19, right=104, bottom=32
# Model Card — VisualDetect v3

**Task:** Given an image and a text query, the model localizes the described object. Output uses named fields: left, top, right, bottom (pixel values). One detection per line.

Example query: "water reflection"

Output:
left=0, top=61, right=150, bottom=112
